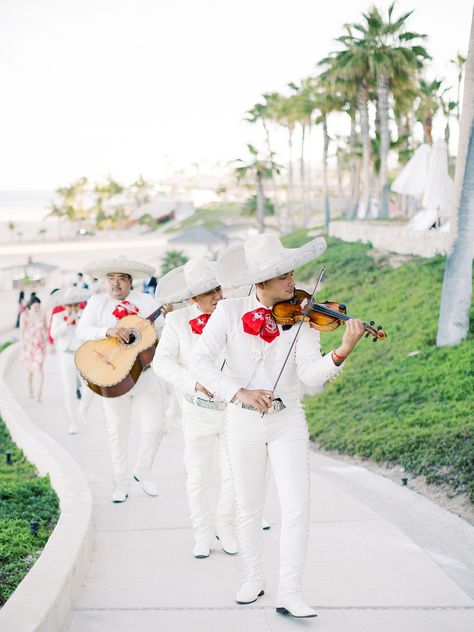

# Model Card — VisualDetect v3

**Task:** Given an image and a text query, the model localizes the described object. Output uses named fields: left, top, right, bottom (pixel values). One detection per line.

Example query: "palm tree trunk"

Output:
left=423, top=114, right=433, bottom=145
left=300, top=122, right=309, bottom=227
left=358, top=82, right=372, bottom=218
left=284, top=126, right=294, bottom=232
left=322, top=114, right=330, bottom=233
left=256, top=172, right=266, bottom=234
left=307, top=120, right=313, bottom=213
left=378, top=75, right=390, bottom=218
left=263, top=121, right=280, bottom=217
left=348, top=112, right=360, bottom=218
left=437, top=9, right=474, bottom=347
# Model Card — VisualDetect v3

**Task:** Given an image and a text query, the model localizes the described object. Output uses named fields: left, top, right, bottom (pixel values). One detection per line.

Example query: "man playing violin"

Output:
left=77, top=255, right=169, bottom=504
left=190, top=233, right=365, bottom=619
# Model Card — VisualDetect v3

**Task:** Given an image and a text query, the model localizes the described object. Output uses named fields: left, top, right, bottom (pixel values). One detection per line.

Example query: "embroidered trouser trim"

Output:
left=225, top=403, right=310, bottom=602
left=182, top=399, right=234, bottom=544
left=101, top=370, right=166, bottom=486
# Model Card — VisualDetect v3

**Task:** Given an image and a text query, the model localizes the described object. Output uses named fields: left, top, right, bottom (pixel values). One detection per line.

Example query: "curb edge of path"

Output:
left=0, top=342, right=94, bottom=632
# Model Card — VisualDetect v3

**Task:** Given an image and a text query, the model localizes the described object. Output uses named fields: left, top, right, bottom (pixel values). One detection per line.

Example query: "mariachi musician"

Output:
left=152, top=258, right=238, bottom=559
left=77, top=255, right=168, bottom=504
left=190, top=233, right=365, bottom=619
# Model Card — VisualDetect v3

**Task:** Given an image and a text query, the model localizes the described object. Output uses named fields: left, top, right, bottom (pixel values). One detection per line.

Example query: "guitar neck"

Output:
left=146, top=306, right=164, bottom=324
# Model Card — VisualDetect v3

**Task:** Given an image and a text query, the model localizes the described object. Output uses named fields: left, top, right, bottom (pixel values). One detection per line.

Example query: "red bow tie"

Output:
left=242, top=308, right=280, bottom=343
left=189, top=313, right=210, bottom=335
left=112, top=300, right=140, bottom=320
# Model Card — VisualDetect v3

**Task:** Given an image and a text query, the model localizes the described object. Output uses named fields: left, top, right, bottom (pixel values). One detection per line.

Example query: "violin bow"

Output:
left=262, top=267, right=325, bottom=417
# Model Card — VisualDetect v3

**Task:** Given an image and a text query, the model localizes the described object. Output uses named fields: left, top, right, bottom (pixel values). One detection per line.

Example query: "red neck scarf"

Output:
left=242, top=307, right=280, bottom=343
left=189, top=313, right=210, bottom=335
left=112, top=300, right=140, bottom=320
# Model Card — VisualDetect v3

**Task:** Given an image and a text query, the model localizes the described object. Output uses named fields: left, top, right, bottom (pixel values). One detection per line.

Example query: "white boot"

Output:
left=276, top=601, right=317, bottom=618
left=235, top=582, right=265, bottom=604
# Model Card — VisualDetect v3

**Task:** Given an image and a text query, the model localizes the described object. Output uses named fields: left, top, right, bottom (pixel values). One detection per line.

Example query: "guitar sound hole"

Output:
left=120, top=328, right=141, bottom=348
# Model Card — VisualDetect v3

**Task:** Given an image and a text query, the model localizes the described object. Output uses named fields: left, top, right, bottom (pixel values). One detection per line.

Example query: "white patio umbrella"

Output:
left=422, top=139, right=453, bottom=220
left=391, top=143, right=431, bottom=196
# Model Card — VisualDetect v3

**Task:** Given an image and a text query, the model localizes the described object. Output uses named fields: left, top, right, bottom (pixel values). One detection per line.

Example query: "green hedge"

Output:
left=0, top=419, right=59, bottom=606
left=283, top=232, right=474, bottom=501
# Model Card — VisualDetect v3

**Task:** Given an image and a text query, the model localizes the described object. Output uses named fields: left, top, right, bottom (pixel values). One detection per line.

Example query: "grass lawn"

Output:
left=0, top=409, right=59, bottom=605
left=283, top=231, right=474, bottom=502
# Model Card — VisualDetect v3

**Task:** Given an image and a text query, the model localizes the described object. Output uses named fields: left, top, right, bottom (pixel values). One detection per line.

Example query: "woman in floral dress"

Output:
left=19, top=296, right=48, bottom=402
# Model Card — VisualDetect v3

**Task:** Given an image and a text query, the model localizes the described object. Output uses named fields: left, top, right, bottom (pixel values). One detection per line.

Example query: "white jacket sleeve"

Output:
left=190, top=301, right=244, bottom=403
left=152, top=317, right=196, bottom=394
left=295, top=324, right=344, bottom=386
left=50, top=312, right=69, bottom=341
left=76, top=296, right=109, bottom=341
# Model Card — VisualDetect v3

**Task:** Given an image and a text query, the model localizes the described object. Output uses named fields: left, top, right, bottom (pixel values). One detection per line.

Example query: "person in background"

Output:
left=50, top=287, right=92, bottom=434
left=15, top=290, right=26, bottom=328
left=19, top=295, right=48, bottom=402
left=73, top=272, right=89, bottom=289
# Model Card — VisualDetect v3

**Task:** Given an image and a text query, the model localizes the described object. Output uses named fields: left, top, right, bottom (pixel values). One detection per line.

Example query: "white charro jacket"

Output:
left=190, top=294, right=344, bottom=405
left=50, top=310, right=83, bottom=352
left=153, top=303, right=224, bottom=398
left=76, top=290, right=163, bottom=342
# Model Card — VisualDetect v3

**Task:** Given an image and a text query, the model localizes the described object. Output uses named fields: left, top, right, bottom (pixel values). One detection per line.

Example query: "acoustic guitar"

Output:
left=74, top=306, right=163, bottom=398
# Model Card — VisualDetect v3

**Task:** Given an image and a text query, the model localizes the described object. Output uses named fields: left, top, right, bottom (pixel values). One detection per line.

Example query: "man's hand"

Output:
left=333, top=318, right=366, bottom=364
left=106, top=327, right=131, bottom=343
left=234, top=388, right=274, bottom=414
left=195, top=382, right=214, bottom=398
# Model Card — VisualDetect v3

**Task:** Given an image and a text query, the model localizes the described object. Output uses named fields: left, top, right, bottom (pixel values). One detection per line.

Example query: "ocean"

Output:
left=0, top=190, right=54, bottom=222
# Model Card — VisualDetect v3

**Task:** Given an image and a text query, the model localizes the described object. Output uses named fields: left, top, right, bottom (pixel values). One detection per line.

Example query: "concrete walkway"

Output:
left=5, top=350, right=474, bottom=632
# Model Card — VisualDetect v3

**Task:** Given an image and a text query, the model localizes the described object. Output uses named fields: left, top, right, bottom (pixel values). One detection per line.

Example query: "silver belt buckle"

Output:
left=239, top=397, right=286, bottom=414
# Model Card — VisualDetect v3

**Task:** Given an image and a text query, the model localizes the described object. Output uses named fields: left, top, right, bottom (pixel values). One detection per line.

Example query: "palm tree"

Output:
left=342, top=4, right=429, bottom=217
left=450, top=51, right=467, bottom=121
left=244, top=93, right=281, bottom=217
left=161, top=250, right=188, bottom=276
left=47, top=176, right=90, bottom=234
left=234, top=144, right=282, bottom=233
left=319, top=29, right=374, bottom=219
left=272, top=93, right=300, bottom=229
left=415, top=78, right=446, bottom=145
left=437, top=7, right=474, bottom=347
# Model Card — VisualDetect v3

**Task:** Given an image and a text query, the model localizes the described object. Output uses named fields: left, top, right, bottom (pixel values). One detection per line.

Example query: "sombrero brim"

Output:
left=155, top=264, right=220, bottom=304
left=49, top=288, right=92, bottom=307
left=84, top=257, right=155, bottom=279
left=217, top=236, right=327, bottom=288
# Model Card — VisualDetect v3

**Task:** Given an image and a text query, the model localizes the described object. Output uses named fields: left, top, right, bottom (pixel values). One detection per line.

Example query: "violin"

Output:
left=272, top=289, right=387, bottom=341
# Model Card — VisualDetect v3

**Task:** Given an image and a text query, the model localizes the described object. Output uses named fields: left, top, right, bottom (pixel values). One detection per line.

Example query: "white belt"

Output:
left=183, top=393, right=227, bottom=411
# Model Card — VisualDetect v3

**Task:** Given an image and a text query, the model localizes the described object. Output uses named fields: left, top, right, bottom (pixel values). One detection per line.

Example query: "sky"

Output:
left=0, top=0, right=473, bottom=190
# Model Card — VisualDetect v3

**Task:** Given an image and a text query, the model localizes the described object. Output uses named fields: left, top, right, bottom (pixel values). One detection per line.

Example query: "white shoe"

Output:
left=215, top=532, right=238, bottom=555
left=262, top=518, right=271, bottom=530
left=133, top=475, right=158, bottom=496
left=276, top=601, right=317, bottom=618
left=235, top=582, right=265, bottom=604
left=112, top=488, right=129, bottom=503
left=193, top=542, right=210, bottom=559
left=68, top=424, right=78, bottom=435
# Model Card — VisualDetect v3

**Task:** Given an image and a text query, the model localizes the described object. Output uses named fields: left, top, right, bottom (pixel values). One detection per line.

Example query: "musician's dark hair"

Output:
left=26, top=296, right=41, bottom=309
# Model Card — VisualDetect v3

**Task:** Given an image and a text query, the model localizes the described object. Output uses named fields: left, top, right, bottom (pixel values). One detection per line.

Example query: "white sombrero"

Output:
left=84, top=255, right=155, bottom=279
left=155, top=258, right=219, bottom=304
left=49, top=287, right=91, bottom=307
left=217, top=233, right=327, bottom=288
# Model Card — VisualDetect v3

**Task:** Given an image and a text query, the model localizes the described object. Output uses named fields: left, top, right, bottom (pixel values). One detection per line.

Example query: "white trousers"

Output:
left=182, top=399, right=235, bottom=545
left=101, top=368, right=166, bottom=487
left=57, top=351, right=92, bottom=426
left=225, top=402, right=310, bottom=603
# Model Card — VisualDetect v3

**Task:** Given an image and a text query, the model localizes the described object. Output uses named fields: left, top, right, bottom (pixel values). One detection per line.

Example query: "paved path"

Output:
left=6, top=351, right=474, bottom=632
